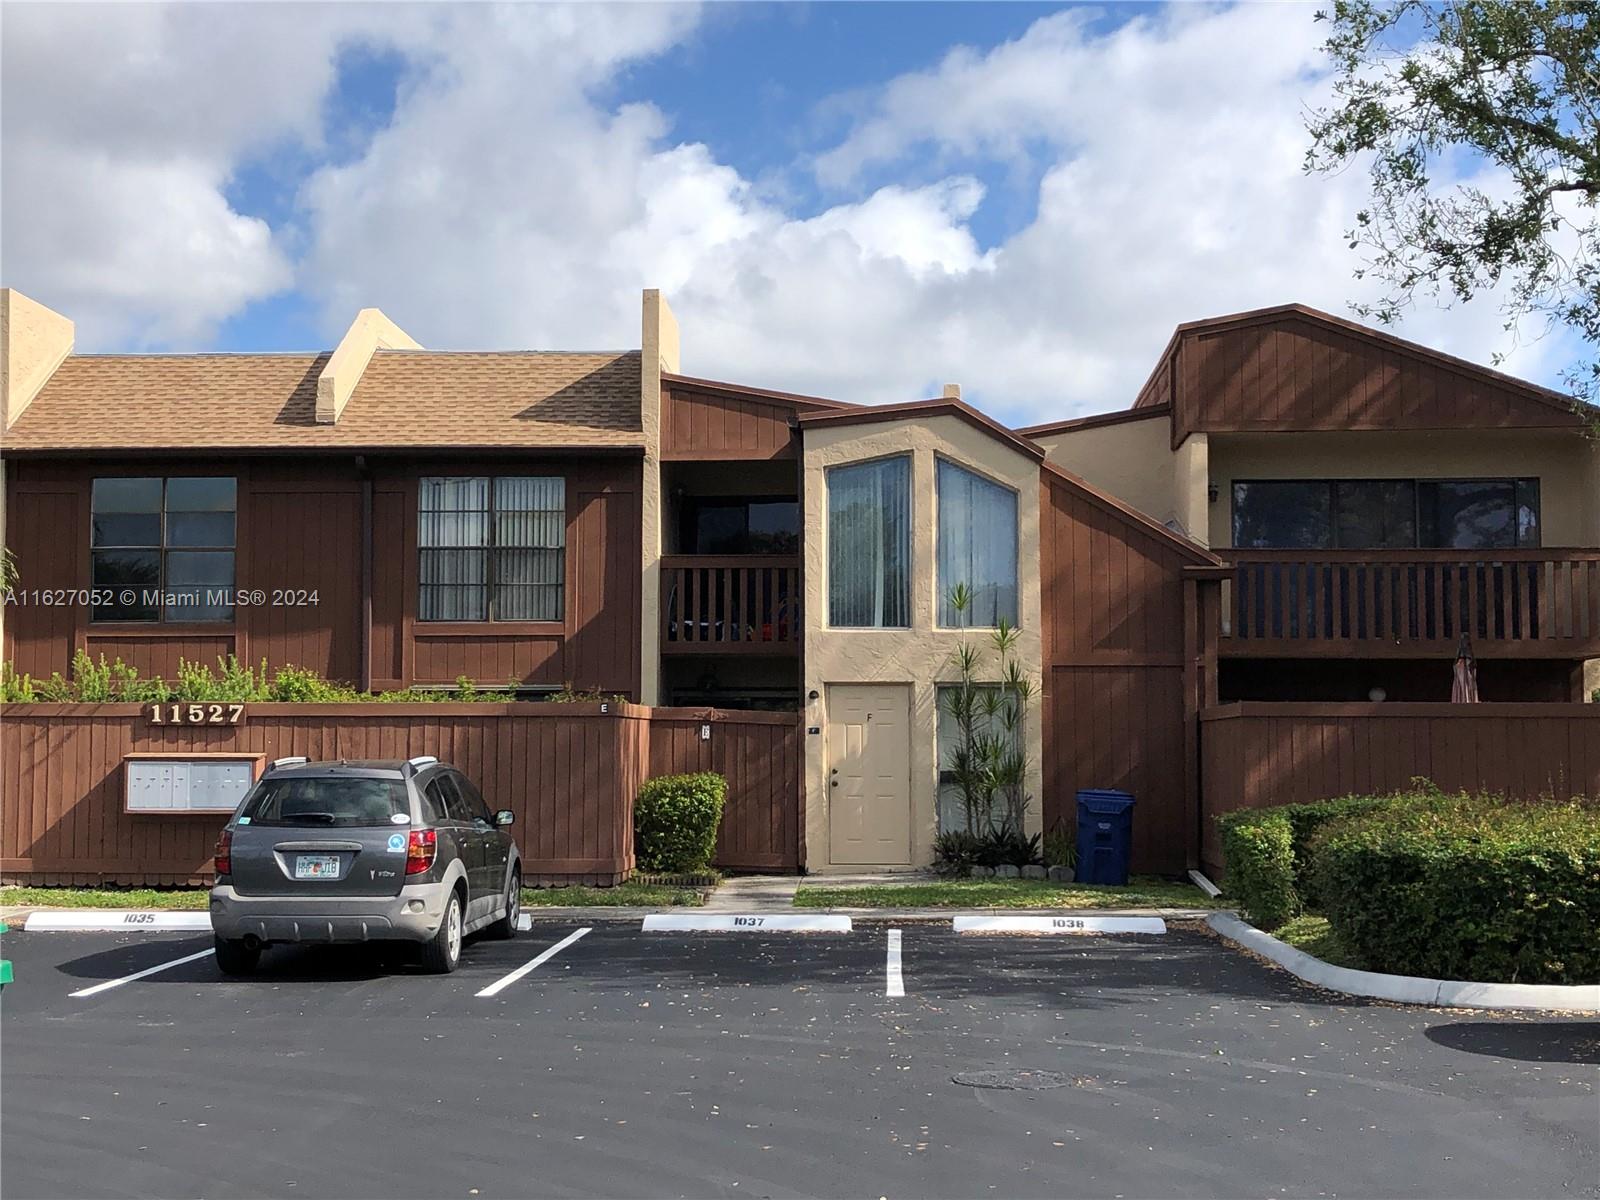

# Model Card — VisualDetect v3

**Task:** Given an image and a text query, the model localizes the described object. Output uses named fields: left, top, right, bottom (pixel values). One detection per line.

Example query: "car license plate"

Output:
left=294, top=855, right=342, bottom=880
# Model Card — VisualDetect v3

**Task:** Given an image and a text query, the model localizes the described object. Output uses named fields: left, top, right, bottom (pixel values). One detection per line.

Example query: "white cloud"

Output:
left=2, top=1, right=1568, bottom=422
left=0, top=2, right=395, bottom=345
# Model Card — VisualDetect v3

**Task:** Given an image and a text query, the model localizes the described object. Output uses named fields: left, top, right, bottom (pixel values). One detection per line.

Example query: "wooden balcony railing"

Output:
left=1219, top=549, right=1600, bottom=657
left=660, top=556, right=801, bottom=654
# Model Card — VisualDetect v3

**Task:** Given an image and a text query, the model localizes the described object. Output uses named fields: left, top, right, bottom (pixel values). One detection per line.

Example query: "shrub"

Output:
left=932, top=830, right=982, bottom=877
left=1218, top=790, right=1411, bottom=924
left=1218, top=809, right=1297, bottom=928
left=0, top=662, right=37, bottom=703
left=974, top=823, right=1042, bottom=868
left=1309, top=794, right=1600, bottom=985
left=634, top=773, right=727, bottom=873
left=1043, top=824, right=1077, bottom=870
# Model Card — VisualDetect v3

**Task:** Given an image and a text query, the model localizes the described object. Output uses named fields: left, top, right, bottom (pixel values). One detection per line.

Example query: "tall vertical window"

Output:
left=419, top=476, right=565, bottom=622
left=827, top=456, right=910, bottom=627
left=91, top=477, right=236, bottom=622
left=936, top=459, right=1019, bottom=627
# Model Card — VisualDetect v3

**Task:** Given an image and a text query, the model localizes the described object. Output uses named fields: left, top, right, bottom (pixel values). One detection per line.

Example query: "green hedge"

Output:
left=1217, top=809, right=1297, bottom=927
left=0, top=651, right=623, bottom=705
left=1217, top=793, right=1397, bottom=928
left=634, top=773, right=727, bottom=874
left=1309, top=796, right=1600, bottom=985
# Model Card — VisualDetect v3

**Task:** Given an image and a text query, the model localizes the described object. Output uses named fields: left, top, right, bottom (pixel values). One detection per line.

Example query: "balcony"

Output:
left=1219, top=549, right=1600, bottom=658
left=660, top=556, right=801, bottom=655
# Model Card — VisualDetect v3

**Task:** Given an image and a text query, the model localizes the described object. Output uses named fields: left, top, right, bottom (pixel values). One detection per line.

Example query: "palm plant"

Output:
left=941, top=585, right=1037, bottom=838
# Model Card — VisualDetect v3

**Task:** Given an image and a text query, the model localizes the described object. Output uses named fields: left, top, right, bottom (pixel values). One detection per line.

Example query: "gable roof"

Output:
left=1018, top=404, right=1171, bottom=439
left=2, top=349, right=644, bottom=453
left=661, top=372, right=857, bottom=412
left=1133, top=303, right=1591, bottom=446
left=797, top=396, right=1046, bottom=462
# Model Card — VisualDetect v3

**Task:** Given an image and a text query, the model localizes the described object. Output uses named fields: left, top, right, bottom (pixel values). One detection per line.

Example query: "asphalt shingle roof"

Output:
left=2, top=349, right=644, bottom=451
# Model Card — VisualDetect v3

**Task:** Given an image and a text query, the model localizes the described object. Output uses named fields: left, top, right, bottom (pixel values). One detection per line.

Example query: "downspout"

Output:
left=356, top=455, right=373, bottom=693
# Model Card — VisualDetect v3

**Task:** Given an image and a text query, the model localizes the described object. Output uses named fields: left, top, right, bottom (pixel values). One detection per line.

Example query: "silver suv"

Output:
left=209, top=756, right=522, bottom=975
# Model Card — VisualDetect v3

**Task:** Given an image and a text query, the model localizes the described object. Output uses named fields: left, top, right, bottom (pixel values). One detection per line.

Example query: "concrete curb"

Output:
left=4, top=904, right=1218, bottom=928
left=1207, top=912, right=1600, bottom=1013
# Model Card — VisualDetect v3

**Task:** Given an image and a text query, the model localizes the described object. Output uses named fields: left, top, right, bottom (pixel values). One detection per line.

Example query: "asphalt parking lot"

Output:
left=2, top=921, right=1595, bottom=1200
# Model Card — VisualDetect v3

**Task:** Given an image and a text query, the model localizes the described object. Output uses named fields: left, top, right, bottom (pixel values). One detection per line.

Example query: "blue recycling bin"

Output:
left=1075, top=789, right=1135, bottom=885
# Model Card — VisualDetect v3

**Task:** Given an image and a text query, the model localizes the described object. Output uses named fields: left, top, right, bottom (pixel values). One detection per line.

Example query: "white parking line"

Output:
left=475, top=926, right=591, bottom=998
left=69, top=947, right=216, bottom=998
left=885, top=928, right=904, bottom=997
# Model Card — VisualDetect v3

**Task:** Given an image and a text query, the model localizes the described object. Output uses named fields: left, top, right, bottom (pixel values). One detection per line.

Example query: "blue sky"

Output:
left=1, top=1, right=1572, bottom=425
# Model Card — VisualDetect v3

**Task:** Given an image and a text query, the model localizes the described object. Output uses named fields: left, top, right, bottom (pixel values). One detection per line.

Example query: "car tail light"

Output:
left=213, top=829, right=232, bottom=877
left=405, top=829, right=437, bottom=875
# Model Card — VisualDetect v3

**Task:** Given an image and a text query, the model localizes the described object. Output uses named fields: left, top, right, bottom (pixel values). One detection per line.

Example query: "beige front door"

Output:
left=826, top=684, right=912, bottom=865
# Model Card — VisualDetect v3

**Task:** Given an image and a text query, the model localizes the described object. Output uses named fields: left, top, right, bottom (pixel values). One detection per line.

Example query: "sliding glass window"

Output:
left=91, top=476, right=236, bottom=622
left=1233, top=478, right=1541, bottom=550
left=936, top=459, right=1018, bottom=627
left=827, top=456, right=910, bottom=627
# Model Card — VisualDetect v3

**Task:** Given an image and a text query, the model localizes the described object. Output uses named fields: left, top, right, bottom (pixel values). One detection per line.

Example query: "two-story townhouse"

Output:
left=1025, top=304, right=1600, bottom=706
left=3, top=288, right=1594, bottom=884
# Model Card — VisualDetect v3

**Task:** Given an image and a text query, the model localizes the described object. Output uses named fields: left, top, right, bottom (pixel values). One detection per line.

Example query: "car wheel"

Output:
left=487, top=868, right=521, bottom=940
left=420, top=890, right=463, bottom=974
left=214, top=936, right=260, bottom=976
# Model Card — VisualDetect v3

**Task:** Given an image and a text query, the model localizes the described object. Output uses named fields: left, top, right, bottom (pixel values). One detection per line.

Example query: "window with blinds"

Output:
left=827, top=456, right=911, bottom=628
left=935, top=459, right=1018, bottom=627
left=418, top=476, right=565, bottom=622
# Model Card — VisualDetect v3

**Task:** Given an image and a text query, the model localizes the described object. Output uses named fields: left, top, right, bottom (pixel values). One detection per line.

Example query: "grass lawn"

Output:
left=1271, top=913, right=1365, bottom=971
left=3, top=882, right=707, bottom=911
left=522, top=882, right=706, bottom=907
left=793, top=875, right=1220, bottom=910
left=1, top=887, right=209, bottom=910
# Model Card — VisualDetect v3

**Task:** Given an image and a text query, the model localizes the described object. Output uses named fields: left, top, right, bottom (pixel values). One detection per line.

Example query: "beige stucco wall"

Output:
left=639, top=289, right=680, bottom=705
left=316, top=308, right=420, bottom=424
left=1208, top=429, right=1600, bottom=549
left=1033, top=415, right=1179, bottom=531
left=801, top=415, right=1044, bottom=871
left=1, top=288, right=74, bottom=431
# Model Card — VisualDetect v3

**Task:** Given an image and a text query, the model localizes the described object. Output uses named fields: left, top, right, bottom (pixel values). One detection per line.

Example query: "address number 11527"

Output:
left=146, top=702, right=246, bottom=726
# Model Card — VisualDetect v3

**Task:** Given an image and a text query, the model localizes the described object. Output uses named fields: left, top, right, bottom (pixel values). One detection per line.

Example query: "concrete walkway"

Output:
left=698, top=873, right=803, bottom=911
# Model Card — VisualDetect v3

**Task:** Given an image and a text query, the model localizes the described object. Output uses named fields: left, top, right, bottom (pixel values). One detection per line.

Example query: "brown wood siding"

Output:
left=647, top=709, right=801, bottom=870
left=1198, top=702, right=1600, bottom=877
left=1040, top=472, right=1215, bottom=874
left=568, top=488, right=641, bottom=690
left=4, top=455, right=643, bottom=696
left=370, top=486, right=407, bottom=689
left=661, top=384, right=799, bottom=460
left=0, top=702, right=801, bottom=884
left=248, top=482, right=362, bottom=683
left=1170, top=312, right=1580, bottom=444
left=6, top=482, right=84, bottom=679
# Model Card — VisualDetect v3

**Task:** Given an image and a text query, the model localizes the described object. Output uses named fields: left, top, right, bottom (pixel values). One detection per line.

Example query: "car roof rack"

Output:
left=266, top=756, right=309, bottom=773
left=403, top=755, right=439, bottom=777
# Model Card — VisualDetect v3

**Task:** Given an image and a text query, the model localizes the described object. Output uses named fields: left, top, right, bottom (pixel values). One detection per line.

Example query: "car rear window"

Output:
left=239, top=777, right=410, bottom=827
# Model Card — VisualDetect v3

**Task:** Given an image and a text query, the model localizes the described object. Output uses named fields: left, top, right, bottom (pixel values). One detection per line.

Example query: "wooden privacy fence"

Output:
left=1198, top=701, right=1600, bottom=876
left=0, top=702, right=802, bottom=886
